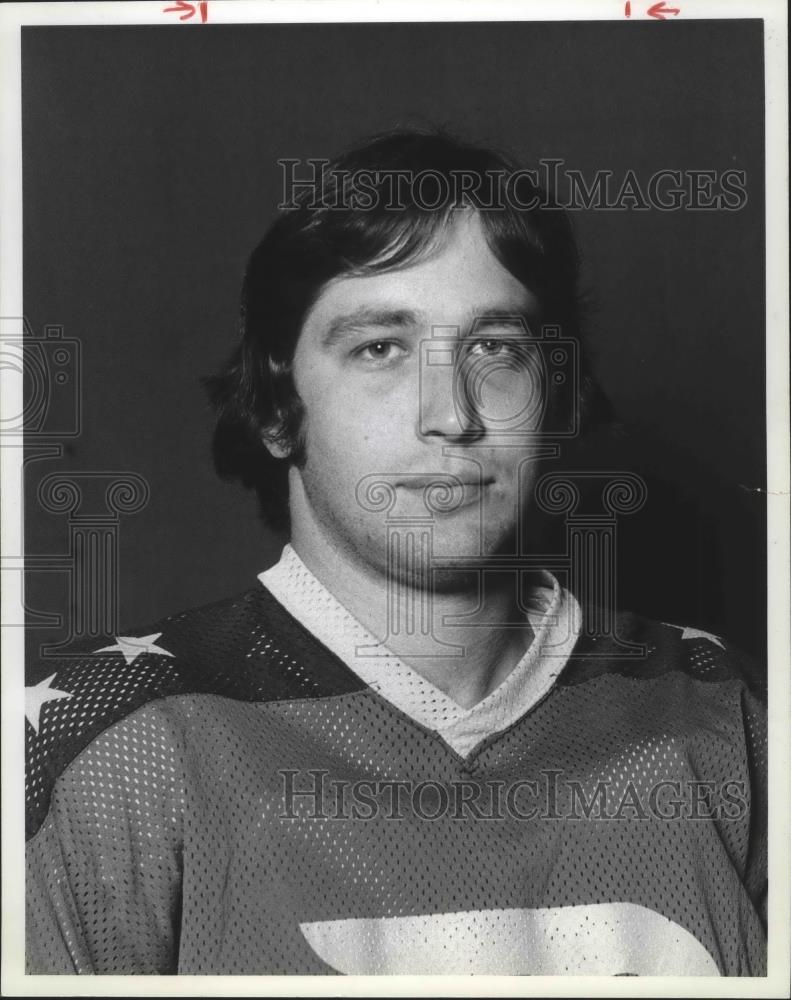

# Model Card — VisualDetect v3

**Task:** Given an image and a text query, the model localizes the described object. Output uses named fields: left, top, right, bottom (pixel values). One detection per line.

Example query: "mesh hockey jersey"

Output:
left=25, top=549, right=767, bottom=975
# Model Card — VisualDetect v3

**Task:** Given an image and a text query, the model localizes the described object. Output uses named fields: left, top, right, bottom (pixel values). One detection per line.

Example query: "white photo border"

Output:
left=1, top=1, right=788, bottom=996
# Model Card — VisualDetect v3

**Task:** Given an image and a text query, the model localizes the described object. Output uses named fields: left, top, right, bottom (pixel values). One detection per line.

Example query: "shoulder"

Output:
left=25, top=583, right=362, bottom=839
left=561, top=605, right=766, bottom=702
left=558, top=605, right=767, bottom=797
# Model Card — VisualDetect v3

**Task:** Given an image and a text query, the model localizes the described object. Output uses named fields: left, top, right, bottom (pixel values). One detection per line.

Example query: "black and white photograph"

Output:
left=1, top=0, right=788, bottom=992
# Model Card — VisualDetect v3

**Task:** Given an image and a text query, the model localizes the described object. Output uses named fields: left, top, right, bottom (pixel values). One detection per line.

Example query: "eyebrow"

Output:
left=321, top=308, right=423, bottom=345
left=321, top=303, right=535, bottom=345
left=469, top=314, right=536, bottom=334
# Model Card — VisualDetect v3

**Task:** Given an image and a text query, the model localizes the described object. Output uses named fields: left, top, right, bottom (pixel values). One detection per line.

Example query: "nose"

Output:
left=417, top=340, right=484, bottom=443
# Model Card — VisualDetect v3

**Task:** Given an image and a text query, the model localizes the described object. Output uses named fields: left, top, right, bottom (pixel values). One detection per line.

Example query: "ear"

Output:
left=260, top=425, right=292, bottom=460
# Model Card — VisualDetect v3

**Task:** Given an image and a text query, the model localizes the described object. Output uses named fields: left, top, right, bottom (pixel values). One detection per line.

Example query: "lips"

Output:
left=394, top=475, right=493, bottom=513
left=394, top=474, right=493, bottom=489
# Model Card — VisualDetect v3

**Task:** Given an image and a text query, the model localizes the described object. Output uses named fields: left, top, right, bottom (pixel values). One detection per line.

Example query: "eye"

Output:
left=354, top=340, right=407, bottom=364
left=468, top=337, right=519, bottom=357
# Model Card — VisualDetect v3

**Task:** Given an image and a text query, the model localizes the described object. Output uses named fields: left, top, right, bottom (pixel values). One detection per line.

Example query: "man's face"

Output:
left=284, top=211, right=545, bottom=585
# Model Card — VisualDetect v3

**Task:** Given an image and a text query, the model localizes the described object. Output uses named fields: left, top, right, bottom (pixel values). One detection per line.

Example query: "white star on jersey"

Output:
left=664, top=623, right=725, bottom=650
left=95, top=632, right=174, bottom=666
left=25, top=674, right=73, bottom=734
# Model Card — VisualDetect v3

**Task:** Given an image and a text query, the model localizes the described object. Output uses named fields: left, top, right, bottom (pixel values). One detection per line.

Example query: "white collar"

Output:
left=259, top=545, right=580, bottom=757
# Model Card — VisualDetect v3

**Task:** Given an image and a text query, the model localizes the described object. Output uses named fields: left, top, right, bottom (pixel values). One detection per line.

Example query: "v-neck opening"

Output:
left=258, top=545, right=581, bottom=757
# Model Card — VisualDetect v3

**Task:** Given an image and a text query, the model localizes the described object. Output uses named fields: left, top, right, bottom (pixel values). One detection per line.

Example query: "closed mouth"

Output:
left=395, top=476, right=493, bottom=511
left=394, top=475, right=494, bottom=489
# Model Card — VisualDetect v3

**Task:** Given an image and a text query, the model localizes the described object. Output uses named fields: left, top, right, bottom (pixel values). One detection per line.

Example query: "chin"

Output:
left=426, top=520, right=521, bottom=593
left=340, top=507, right=520, bottom=593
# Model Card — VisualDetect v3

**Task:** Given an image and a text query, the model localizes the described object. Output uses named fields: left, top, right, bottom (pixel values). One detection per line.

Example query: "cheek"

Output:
left=299, top=396, right=383, bottom=492
left=302, top=384, right=410, bottom=460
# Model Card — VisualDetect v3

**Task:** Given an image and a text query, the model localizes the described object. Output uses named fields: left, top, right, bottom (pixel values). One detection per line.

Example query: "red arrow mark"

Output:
left=647, top=1, right=680, bottom=18
left=163, top=0, right=197, bottom=20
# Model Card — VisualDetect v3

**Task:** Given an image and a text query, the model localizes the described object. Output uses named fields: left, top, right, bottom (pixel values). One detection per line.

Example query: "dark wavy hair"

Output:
left=204, top=127, right=608, bottom=531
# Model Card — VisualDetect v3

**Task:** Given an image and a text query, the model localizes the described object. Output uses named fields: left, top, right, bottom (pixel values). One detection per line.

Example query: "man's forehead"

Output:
left=305, top=211, right=538, bottom=320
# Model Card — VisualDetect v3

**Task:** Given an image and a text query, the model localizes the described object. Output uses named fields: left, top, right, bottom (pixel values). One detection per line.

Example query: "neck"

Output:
left=289, top=484, right=534, bottom=709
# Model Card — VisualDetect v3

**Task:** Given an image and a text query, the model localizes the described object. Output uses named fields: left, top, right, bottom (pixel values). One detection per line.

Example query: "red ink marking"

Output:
left=647, top=1, right=680, bottom=19
left=625, top=1, right=631, bottom=16
left=199, top=1, right=208, bottom=22
left=163, top=0, right=197, bottom=20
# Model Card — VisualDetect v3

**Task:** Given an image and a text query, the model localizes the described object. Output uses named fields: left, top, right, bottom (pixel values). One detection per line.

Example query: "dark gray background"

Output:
left=22, top=20, right=766, bottom=663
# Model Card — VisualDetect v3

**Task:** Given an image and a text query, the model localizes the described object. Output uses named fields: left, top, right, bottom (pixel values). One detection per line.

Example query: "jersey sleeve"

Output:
left=26, top=663, right=185, bottom=974
left=26, top=697, right=187, bottom=974
left=739, top=684, right=767, bottom=928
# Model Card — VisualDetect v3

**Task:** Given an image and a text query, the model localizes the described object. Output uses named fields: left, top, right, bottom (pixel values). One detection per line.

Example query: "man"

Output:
left=26, top=129, right=766, bottom=975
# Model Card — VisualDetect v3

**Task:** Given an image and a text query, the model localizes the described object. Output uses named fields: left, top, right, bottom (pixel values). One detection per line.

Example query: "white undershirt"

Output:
left=259, top=545, right=581, bottom=757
